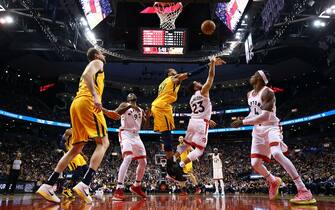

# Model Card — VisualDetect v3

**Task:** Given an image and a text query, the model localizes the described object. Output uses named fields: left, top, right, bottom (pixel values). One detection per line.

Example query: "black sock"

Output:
left=82, top=168, right=96, bottom=186
left=46, top=171, right=60, bottom=185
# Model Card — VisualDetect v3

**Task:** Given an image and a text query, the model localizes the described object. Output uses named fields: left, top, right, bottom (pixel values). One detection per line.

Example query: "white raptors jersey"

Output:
left=120, top=107, right=143, bottom=133
left=247, top=86, right=280, bottom=124
left=190, top=90, right=212, bottom=120
left=212, top=154, right=222, bottom=169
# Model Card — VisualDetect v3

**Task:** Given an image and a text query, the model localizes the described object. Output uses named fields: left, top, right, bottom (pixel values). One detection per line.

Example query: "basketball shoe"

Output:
left=290, top=190, right=316, bottom=205
left=36, top=184, right=61, bottom=203
left=269, top=177, right=282, bottom=200
left=130, top=185, right=147, bottom=198
left=73, top=182, right=92, bottom=203
left=112, top=188, right=127, bottom=201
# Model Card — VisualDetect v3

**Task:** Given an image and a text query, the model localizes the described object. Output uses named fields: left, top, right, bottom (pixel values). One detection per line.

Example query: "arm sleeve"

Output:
left=242, top=110, right=271, bottom=125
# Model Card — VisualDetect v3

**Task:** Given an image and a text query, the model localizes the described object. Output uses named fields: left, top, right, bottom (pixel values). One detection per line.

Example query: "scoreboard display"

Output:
left=141, top=29, right=186, bottom=55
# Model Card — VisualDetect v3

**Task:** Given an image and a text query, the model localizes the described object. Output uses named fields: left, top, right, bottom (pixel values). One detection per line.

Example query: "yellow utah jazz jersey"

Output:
left=179, top=144, right=193, bottom=174
left=152, top=76, right=180, bottom=109
left=75, top=69, right=105, bottom=100
left=65, top=135, right=87, bottom=171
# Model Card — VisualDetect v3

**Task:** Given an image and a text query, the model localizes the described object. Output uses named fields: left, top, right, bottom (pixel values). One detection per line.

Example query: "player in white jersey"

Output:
left=173, top=57, right=224, bottom=170
left=112, top=93, right=149, bottom=201
left=231, top=70, right=316, bottom=204
left=208, top=148, right=225, bottom=196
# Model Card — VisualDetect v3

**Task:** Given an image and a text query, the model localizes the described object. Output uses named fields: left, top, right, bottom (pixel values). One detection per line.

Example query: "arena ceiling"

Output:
left=0, top=0, right=334, bottom=82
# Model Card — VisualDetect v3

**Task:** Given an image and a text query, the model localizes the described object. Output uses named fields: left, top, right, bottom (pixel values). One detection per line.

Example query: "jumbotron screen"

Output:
left=141, top=29, right=186, bottom=55
left=79, top=0, right=112, bottom=29
left=216, top=0, right=250, bottom=32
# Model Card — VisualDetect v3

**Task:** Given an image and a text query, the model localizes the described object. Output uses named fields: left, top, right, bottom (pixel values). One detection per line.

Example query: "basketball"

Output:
left=201, top=20, right=216, bottom=35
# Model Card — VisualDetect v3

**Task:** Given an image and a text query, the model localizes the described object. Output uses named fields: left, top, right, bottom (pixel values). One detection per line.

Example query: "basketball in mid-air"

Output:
left=201, top=20, right=216, bottom=35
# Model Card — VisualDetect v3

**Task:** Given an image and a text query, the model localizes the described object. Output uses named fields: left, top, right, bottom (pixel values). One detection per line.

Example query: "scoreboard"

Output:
left=141, top=29, right=186, bottom=55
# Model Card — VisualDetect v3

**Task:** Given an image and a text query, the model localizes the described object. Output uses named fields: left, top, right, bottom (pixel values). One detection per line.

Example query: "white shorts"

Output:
left=251, top=125, right=288, bottom=162
left=119, top=130, right=146, bottom=160
left=213, top=168, right=223, bottom=180
left=184, top=118, right=209, bottom=150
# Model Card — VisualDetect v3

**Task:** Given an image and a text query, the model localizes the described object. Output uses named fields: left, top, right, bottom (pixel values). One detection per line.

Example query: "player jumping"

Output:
left=231, top=70, right=316, bottom=205
left=173, top=57, right=224, bottom=177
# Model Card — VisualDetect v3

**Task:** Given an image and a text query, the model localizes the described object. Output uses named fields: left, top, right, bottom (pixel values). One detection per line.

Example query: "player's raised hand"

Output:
left=231, top=119, right=243, bottom=128
left=209, top=120, right=217, bottom=128
left=105, top=110, right=120, bottom=120
left=214, top=57, right=226, bottom=66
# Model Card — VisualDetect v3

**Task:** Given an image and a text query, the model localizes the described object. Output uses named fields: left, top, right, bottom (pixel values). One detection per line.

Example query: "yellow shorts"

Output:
left=70, top=97, right=107, bottom=144
left=183, top=162, right=193, bottom=174
left=68, top=154, right=87, bottom=171
left=151, top=106, right=175, bottom=132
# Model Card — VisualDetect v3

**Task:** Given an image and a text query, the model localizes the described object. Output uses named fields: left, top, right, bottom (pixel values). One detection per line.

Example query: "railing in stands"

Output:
left=0, top=108, right=334, bottom=135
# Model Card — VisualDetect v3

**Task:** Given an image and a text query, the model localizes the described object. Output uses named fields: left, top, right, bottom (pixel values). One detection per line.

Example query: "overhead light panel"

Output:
left=313, top=19, right=326, bottom=27
left=5, top=16, right=13, bottom=24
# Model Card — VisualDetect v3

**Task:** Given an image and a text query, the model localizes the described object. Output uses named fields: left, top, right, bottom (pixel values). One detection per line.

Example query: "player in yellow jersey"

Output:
left=177, top=136, right=201, bottom=196
left=151, top=68, right=189, bottom=181
left=37, top=48, right=120, bottom=203
left=61, top=128, right=88, bottom=199
left=151, top=60, right=223, bottom=182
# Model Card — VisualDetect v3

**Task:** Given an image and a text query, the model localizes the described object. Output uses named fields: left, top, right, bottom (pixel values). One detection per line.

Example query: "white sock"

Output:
left=265, top=172, right=277, bottom=183
left=214, top=180, right=219, bottom=193
left=219, top=180, right=225, bottom=193
left=134, top=181, right=141, bottom=187
left=116, top=183, right=124, bottom=189
left=179, top=161, right=185, bottom=168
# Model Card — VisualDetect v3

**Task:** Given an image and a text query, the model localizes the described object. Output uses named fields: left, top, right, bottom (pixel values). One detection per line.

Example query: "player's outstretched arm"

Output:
left=201, top=57, right=225, bottom=97
left=114, top=102, right=132, bottom=115
left=82, top=60, right=104, bottom=112
left=102, top=107, right=120, bottom=120
left=172, top=73, right=189, bottom=85
left=231, top=88, right=275, bottom=127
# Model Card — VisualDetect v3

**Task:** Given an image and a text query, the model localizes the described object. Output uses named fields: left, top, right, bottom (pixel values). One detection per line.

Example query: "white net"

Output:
left=153, top=2, right=183, bottom=31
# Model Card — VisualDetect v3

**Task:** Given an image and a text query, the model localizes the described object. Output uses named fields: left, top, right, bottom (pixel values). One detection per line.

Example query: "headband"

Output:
left=258, top=70, right=268, bottom=84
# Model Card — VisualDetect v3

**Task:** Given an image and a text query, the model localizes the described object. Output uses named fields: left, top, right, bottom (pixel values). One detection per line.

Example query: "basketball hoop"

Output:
left=149, top=2, right=183, bottom=31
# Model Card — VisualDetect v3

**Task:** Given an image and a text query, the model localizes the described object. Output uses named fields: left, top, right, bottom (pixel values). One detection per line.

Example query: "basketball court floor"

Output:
left=0, top=194, right=334, bottom=210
